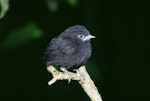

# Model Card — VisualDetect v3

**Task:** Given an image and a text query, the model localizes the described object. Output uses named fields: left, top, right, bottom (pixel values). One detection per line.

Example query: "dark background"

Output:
left=0, top=0, right=150, bottom=101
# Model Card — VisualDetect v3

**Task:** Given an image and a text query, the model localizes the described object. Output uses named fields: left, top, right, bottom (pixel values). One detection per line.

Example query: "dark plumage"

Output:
left=44, top=25, right=95, bottom=70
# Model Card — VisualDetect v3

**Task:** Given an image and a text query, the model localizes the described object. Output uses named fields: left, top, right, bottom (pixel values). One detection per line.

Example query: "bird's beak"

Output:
left=83, top=35, right=95, bottom=41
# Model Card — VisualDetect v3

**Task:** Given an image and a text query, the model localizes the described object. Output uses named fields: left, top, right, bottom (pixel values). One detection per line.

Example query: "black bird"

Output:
left=44, top=25, right=95, bottom=70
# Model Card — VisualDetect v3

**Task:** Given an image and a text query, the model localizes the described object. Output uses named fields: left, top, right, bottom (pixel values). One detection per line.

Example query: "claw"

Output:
left=68, top=78, right=71, bottom=84
left=60, top=67, right=72, bottom=83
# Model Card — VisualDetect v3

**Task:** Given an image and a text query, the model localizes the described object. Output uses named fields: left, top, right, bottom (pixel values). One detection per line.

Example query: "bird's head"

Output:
left=59, top=25, right=95, bottom=43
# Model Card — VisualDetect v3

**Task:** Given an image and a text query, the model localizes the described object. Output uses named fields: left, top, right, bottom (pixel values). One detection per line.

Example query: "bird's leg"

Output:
left=75, top=67, right=85, bottom=81
left=73, top=68, right=79, bottom=73
left=60, top=67, right=72, bottom=83
left=60, top=67, right=66, bottom=72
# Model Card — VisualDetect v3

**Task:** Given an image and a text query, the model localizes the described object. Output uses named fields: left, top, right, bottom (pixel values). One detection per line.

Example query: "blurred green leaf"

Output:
left=0, top=0, right=9, bottom=19
left=66, top=0, right=78, bottom=7
left=46, top=0, right=59, bottom=12
left=1, top=23, right=43, bottom=50
left=46, top=0, right=78, bottom=12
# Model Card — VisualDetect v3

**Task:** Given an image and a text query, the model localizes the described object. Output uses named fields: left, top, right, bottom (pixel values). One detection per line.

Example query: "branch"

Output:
left=47, top=65, right=103, bottom=101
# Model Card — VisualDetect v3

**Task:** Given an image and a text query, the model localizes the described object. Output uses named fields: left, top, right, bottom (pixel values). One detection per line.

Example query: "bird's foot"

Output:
left=73, top=69, right=79, bottom=73
left=60, top=67, right=72, bottom=84
left=60, top=67, right=66, bottom=72
left=67, top=77, right=71, bottom=84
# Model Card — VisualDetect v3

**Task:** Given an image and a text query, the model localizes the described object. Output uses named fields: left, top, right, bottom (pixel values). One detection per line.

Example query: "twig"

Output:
left=47, top=65, right=103, bottom=101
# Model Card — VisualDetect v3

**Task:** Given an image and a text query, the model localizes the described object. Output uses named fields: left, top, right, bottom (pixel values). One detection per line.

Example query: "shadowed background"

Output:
left=0, top=0, right=150, bottom=101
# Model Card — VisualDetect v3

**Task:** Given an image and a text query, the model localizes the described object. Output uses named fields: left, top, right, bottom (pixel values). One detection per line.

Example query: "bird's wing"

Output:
left=55, top=37, right=76, bottom=55
left=47, top=37, right=71, bottom=50
left=44, top=37, right=76, bottom=63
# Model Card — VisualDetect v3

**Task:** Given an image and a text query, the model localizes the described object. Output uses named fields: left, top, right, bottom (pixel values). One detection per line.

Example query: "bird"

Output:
left=43, top=25, right=95, bottom=71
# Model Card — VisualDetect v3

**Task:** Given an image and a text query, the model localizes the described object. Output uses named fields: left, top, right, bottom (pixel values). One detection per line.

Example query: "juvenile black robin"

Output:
left=44, top=25, right=95, bottom=71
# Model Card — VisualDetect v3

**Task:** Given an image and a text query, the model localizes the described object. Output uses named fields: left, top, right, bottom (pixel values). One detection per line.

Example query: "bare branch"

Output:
left=47, top=65, right=103, bottom=101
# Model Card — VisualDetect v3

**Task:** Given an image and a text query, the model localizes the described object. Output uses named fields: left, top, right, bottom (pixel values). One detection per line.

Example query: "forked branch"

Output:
left=47, top=65, right=103, bottom=101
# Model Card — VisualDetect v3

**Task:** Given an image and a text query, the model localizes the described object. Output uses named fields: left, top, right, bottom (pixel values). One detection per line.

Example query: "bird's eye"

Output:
left=78, top=35, right=85, bottom=39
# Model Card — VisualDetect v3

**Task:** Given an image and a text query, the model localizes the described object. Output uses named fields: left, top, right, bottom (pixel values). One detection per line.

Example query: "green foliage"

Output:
left=0, top=0, right=9, bottom=19
left=1, top=23, right=43, bottom=50
left=46, top=0, right=59, bottom=12
left=46, top=0, right=78, bottom=12
left=66, top=0, right=78, bottom=7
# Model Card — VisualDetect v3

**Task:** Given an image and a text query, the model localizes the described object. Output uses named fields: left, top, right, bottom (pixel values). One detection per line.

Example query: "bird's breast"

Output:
left=75, top=43, right=92, bottom=66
